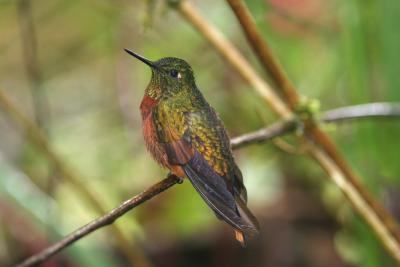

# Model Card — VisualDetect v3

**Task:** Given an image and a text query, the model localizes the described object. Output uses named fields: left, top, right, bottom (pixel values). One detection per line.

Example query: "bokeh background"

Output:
left=1, top=0, right=400, bottom=266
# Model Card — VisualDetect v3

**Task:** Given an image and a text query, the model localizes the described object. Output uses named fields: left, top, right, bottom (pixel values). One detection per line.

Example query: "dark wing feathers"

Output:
left=235, top=195, right=260, bottom=232
left=164, top=132, right=194, bottom=165
left=153, top=99, right=259, bottom=238
left=183, top=151, right=259, bottom=234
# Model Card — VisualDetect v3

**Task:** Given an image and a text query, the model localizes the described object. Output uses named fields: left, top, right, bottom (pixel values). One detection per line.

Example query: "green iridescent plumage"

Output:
left=125, top=49, right=259, bottom=245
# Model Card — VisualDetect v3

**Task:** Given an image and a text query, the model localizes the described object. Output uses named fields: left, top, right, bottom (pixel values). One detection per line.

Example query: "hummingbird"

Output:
left=125, top=49, right=259, bottom=245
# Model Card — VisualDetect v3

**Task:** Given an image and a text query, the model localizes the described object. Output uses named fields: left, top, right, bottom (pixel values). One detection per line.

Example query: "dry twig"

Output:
left=12, top=100, right=400, bottom=267
left=5, top=0, right=400, bottom=265
left=0, top=89, right=152, bottom=267
left=17, top=0, right=49, bottom=128
left=322, top=102, right=400, bottom=122
left=224, top=0, right=400, bottom=261
left=230, top=119, right=296, bottom=149
left=172, top=0, right=400, bottom=261
left=225, top=0, right=299, bottom=107
left=15, top=175, right=181, bottom=267
left=177, top=1, right=291, bottom=119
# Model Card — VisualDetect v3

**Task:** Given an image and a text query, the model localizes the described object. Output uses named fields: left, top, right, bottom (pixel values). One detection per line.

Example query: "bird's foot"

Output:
left=168, top=173, right=184, bottom=184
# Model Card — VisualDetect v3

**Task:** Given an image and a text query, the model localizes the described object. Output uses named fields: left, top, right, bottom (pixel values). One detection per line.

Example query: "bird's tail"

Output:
left=182, top=151, right=259, bottom=246
left=234, top=196, right=260, bottom=246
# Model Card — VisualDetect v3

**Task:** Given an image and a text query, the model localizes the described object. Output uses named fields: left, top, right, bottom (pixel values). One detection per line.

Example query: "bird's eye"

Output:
left=170, top=69, right=181, bottom=79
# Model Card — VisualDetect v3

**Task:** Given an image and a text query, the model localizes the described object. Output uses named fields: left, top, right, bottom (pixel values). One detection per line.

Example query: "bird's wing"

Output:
left=152, top=102, right=194, bottom=165
left=183, top=150, right=258, bottom=234
left=153, top=104, right=258, bottom=235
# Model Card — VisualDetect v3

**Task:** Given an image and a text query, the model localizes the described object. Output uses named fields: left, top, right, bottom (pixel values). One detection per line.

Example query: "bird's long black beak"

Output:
left=124, top=49, right=156, bottom=68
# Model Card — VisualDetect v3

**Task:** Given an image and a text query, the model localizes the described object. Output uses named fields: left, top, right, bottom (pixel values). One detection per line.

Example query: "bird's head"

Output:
left=125, top=49, right=196, bottom=100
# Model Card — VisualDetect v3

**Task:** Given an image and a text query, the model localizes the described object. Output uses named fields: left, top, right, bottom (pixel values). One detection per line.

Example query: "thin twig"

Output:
left=13, top=120, right=290, bottom=267
left=230, top=119, right=296, bottom=149
left=226, top=0, right=299, bottom=107
left=231, top=102, right=400, bottom=150
left=13, top=101, right=400, bottom=267
left=15, top=175, right=181, bottom=267
left=0, top=89, right=152, bottom=267
left=17, top=0, right=60, bottom=208
left=322, top=102, right=400, bottom=122
left=177, top=1, right=292, bottom=119
left=308, top=145, right=400, bottom=262
left=224, top=0, right=400, bottom=262
left=17, top=0, right=49, bottom=129
left=5, top=0, right=400, bottom=265
left=174, top=0, right=400, bottom=262
left=8, top=118, right=289, bottom=266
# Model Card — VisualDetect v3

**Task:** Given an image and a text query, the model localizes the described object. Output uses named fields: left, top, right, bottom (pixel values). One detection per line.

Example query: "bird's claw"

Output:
left=168, top=173, right=184, bottom=184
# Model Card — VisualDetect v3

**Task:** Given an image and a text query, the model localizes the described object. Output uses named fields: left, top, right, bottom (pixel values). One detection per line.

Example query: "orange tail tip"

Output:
left=234, top=230, right=246, bottom=247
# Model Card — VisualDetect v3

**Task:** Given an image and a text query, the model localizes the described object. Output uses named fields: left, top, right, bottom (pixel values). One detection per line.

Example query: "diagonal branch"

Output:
left=17, top=0, right=49, bottom=129
left=15, top=175, right=181, bottom=267
left=13, top=101, right=400, bottom=267
left=3, top=1, right=400, bottom=265
left=171, top=0, right=400, bottom=262
left=226, top=0, right=299, bottom=108
left=0, top=89, right=152, bottom=267
left=13, top=120, right=291, bottom=267
left=224, top=0, right=400, bottom=262
left=176, top=0, right=292, bottom=119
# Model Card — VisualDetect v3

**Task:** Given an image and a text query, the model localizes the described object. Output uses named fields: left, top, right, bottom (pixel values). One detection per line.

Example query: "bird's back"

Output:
left=155, top=88, right=259, bottom=242
left=127, top=50, right=259, bottom=244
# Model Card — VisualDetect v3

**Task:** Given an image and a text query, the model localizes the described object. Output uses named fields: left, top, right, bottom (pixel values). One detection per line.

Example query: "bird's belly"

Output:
left=142, top=114, right=186, bottom=178
left=142, top=114, right=168, bottom=167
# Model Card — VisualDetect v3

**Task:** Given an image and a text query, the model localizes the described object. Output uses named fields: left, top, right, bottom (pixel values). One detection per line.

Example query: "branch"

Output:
left=230, top=102, right=400, bottom=150
left=14, top=101, right=400, bottom=267
left=174, top=0, right=400, bottom=262
left=322, top=102, right=400, bottom=122
left=13, top=119, right=290, bottom=267
left=226, top=0, right=299, bottom=107
left=230, top=119, right=296, bottom=149
left=15, top=175, right=181, bottom=267
left=17, top=0, right=49, bottom=129
left=225, top=0, right=400, bottom=262
left=4, top=0, right=399, bottom=265
left=0, top=89, right=152, bottom=267
left=176, top=0, right=292, bottom=119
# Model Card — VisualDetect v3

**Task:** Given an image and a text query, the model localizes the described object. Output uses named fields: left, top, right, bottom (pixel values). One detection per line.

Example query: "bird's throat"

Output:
left=140, top=94, right=158, bottom=119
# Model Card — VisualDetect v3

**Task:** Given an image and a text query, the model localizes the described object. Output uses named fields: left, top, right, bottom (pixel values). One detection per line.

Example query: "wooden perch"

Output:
left=9, top=97, right=400, bottom=267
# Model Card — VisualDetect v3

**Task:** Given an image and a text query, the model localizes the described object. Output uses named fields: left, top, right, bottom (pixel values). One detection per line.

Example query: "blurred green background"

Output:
left=1, top=0, right=399, bottom=266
